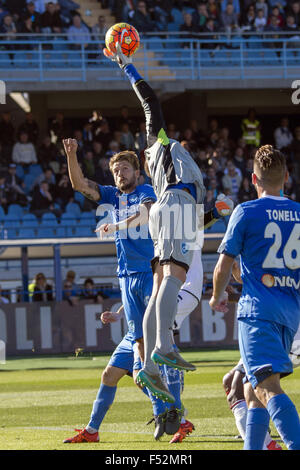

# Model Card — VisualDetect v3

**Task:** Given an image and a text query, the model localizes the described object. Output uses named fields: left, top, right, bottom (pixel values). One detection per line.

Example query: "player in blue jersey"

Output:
left=210, top=144, right=300, bottom=450
left=61, top=139, right=180, bottom=443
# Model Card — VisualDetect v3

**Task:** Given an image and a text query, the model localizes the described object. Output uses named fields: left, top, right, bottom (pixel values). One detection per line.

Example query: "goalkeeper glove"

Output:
left=213, top=194, right=234, bottom=218
left=103, top=42, right=132, bottom=69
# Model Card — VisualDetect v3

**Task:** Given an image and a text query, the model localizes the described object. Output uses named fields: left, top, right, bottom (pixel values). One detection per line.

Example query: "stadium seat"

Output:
left=55, top=226, right=66, bottom=237
left=74, top=226, right=94, bottom=237
left=23, top=174, right=36, bottom=194
left=80, top=212, right=96, bottom=224
left=74, top=191, right=85, bottom=207
left=41, top=212, right=58, bottom=227
left=171, top=8, right=184, bottom=26
left=28, top=164, right=43, bottom=178
left=65, top=202, right=81, bottom=218
left=0, top=206, right=6, bottom=220
left=21, top=213, right=39, bottom=227
left=0, top=53, right=12, bottom=68
left=3, top=216, right=21, bottom=228
left=2, top=228, right=18, bottom=239
left=18, top=228, right=36, bottom=238
left=147, top=37, right=164, bottom=51
left=205, top=219, right=227, bottom=233
left=60, top=213, right=77, bottom=225
left=263, top=50, right=280, bottom=65
left=68, top=52, right=83, bottom=68
left=167, top=22, right=180, bottom=32
left=7, top=204, right=24, bottom=219
left=36, top=227, right=56, bottom=238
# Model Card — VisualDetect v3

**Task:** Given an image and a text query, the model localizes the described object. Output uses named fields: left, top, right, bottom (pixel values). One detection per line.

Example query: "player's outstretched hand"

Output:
left=209, top=292, right=229, bottom=313
left=62, top=138, right=78, bottom=157
left=95, top=223, right=117, bottom=239
left=215, top=194, right=234, bottom=217
left=103, top=42, right=132, bottom=69
left=101, top=311, right=120, bottom=324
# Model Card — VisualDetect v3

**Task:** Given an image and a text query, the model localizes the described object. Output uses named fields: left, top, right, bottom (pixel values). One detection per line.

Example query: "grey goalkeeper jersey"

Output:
left=144, top=136, right=206, bottom=204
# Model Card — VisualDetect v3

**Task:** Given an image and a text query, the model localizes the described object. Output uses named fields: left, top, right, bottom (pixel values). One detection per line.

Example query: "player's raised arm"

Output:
left=103, top=43, right=167, bottom=148
left=62, top=138, right=101, bottom=202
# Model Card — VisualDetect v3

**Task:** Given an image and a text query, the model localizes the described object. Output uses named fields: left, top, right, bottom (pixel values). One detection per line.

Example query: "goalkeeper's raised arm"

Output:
left=103, top=43, right=167, bottom=149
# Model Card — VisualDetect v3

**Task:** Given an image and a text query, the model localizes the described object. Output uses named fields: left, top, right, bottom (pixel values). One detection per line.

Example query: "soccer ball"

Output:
left=105, top=23, right=140, bottom=57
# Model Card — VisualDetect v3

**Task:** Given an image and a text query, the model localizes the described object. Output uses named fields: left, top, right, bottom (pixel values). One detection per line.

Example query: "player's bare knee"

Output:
left=223, top=371, right=233, bottom=394
left=101, top=366, right=120, bottom=387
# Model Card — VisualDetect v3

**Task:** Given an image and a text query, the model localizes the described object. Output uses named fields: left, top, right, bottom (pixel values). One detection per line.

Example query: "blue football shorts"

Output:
left=238, top=317, right=295, bottom=389
left=108, top=334, right=142, bottom=375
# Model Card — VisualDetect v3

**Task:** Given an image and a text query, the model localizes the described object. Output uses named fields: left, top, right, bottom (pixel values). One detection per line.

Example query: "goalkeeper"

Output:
left=104, top=43, right=232, bottom=402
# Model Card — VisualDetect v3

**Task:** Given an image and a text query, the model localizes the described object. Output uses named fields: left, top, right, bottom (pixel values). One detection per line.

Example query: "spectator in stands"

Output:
left=203, top=188, right=216, bottom=211
left=38, top=134, right=60, bottom=168
left=32, top=272, right=53, bottom=302
left=56, top=161, right=69, bottom=183
left=264, top=14, right=282, bottom=49
left=268, top=5, right=285, bottom=28
left=92, top=14, right=108, bottom=42
left=220, top=3, right=239, bottom=32
left=241, top=4, right=256, bottom=30
left=33, top=167, right=56, bottom=190
left=192, top=3, right=209, bottom=30
left=1, top=14, right=18, bottom=46
left=207, top=0, right=220, bottom=23
left=12, top=131, right=37, bottom=166
left=54, top=173, right=74, bottom=208
left=131, top=1, right=157, bottom=33
left=5, top=163, right=28, bottom=206
left=18, top=112, right=39, bottom=145
left=30, top=180, right=57, bottom=216
left=0, top=173, right=10, bottom=213
left=49, top=111, right=70, bottom=142
left=40, top=1, right=63, bottom=34
left=284, top=175, right=297, bottom=200
left=291, top=126, right=300, bottom=183
left=22, top=1, right=41, bottom=32
left=0, top=112, right=15, bottom=163
left=237, top=176, right=256, bottom=203
left=256, top=0, right=268, bottom=18
left=82, top=122, right=94, bottom=146
left=222, top=160, right=242, bottom=202
left=243, top=157, right=254, bottom=181
left=285, top=15, right=300, bottom=47
left=241, top=108, right=261, bottom=147
left=67, top=13, right=91, bottom=49
left=202, top=17, right=220, bottom=47
left=0, top=285, right=9, bottom=304
left=63, top=269, right=78, bottom=293
left=105, top=140, right=120, bottom=159
left=254, top=8, right=267, bottom=32
left=148, top=0, right=173, bottom=31
left=80, top=277, right=98, bottom=301
left=9, top=0, right=27, bottom=20
left=179, top=12, right=199, bottom=45
left=120, top=123, right=135, bottom=151
left=19, top=15, right=37, bottom=48
left=221, top=0, right=240, bottom=15
left=95, top=119, right=113, bottom=151
left=287, top=1, right=300, bottom=26
left=232, top=145, right=246, bottom=172
left=82, top=150, right=95, bottom=178
left=135, top=121, right=147, bottom=153
left=274, top=117, right=293, bottom=150
left=58, top=0, right=80, bottom=23
left=31, top=0, right=57, bottom=14
left=94, top=157, right=115, bottom=185
left=91, top=140, right=105, bottom=160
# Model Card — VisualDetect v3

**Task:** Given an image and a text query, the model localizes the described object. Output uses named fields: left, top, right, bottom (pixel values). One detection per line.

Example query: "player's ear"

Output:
left=284, top=170, right=289, bottom=184
left=251, top=172, right=257, bottom=185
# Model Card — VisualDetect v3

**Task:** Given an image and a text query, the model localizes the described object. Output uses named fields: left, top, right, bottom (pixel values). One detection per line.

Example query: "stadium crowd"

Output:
left=1, top=0, right=300, bottom=47
left=0, top=107, right=299, bottom=221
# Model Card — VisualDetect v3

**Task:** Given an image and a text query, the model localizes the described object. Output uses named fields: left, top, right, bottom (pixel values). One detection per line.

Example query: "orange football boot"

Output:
left=63, top=428, right=99, bottom=443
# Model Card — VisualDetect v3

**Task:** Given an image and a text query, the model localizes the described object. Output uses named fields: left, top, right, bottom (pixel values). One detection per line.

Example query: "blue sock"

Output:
left=244, top=408, right=269, bottom=450
left=164, top=365, right=182, bottom=411
left=141, top=385, right=167, bottom=416
left=267, top=393, right=300, bottom=450
left=88, top=383, right=117, bottom=431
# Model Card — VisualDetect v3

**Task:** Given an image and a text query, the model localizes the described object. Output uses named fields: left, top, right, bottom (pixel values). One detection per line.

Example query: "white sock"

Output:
left=85, top=425, right=98, bottom=434
left=231, top=399, right=247, bottom=439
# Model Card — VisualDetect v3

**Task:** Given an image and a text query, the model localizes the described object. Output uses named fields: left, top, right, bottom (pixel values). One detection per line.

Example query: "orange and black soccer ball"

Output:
left=105, top=23, right=140, bottom=57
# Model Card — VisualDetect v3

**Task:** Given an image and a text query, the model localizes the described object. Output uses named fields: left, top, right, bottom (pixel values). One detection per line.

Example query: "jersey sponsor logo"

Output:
left=261, top=273, right=300, bottom=289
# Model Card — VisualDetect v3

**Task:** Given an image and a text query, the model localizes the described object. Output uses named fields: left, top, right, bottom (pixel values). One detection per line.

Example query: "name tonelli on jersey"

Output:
left=266, top=209, right=300, bottom=222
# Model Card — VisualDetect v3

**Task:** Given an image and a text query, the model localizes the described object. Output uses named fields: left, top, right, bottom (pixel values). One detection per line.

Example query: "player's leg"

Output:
left=136, top=261, right=175, bottom=403
left=239, top=318, right=300, bottom=450
left=223, top=365, right=248, bottom=441
left=151, top=192, right=197, bottom=372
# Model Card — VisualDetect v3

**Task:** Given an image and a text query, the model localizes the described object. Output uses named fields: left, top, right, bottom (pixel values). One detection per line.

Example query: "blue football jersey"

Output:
left=218, top=196, right=300, bottom=332
left=97, top=184, right=156, bottom=277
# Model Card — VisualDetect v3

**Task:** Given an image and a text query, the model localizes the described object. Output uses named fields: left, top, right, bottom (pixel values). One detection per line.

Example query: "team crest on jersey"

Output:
left=181, top=242, right=189, bottom=255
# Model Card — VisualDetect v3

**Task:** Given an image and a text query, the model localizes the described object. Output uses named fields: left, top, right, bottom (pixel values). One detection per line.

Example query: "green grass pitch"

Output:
left=0, top=349, right=299, bottom=450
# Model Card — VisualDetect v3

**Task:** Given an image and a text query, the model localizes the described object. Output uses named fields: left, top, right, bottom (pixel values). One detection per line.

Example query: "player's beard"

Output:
left=117, top=175, right=137, bottom=193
